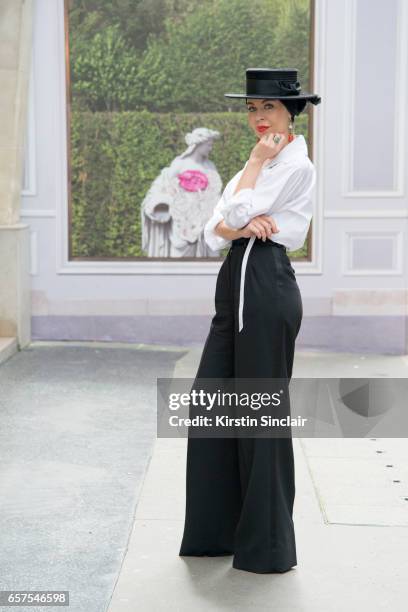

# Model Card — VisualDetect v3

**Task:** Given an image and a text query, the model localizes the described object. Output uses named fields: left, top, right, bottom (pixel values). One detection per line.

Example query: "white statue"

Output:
left=141, top=127, right=223, bottom=258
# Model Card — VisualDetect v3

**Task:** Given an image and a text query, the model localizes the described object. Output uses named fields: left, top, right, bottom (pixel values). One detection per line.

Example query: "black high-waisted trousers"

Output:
left=179, top=236, right=303, bottom=574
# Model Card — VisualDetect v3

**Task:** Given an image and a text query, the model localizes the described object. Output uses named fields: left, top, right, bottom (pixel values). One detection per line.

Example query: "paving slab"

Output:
left=108, top=348, right=408, bottom=612
left=0, top=342, right=186, bottom=612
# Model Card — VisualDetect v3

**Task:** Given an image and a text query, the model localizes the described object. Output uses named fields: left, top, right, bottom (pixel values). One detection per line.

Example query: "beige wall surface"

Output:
left=0, top=0, right=33, bottom=347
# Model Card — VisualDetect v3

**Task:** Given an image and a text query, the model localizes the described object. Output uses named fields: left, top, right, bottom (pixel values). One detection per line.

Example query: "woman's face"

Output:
left=194, top=140, right=213, bottom=156
left=245, top=98, right=291, bottom=139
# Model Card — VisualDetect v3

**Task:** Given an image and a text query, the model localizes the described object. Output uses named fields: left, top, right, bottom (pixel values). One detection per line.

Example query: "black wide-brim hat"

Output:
left=224, top=68, right=321, bottom=105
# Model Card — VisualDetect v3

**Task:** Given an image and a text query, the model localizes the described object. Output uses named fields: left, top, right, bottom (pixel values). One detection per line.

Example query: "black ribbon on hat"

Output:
left=278, top=80, right=302, bottom=94
left=246, top=78, right=302, bottom=96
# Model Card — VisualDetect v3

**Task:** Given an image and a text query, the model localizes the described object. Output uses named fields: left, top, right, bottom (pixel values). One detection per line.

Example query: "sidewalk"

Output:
left=108, top=347, right=408, bottom=612
left=0, top=342, right=186, bottom=612
left=0, top=343, right=406, bottom=611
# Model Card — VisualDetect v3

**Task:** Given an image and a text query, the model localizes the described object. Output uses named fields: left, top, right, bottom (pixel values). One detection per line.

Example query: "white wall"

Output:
left=22, top=0, right=408, bottom=352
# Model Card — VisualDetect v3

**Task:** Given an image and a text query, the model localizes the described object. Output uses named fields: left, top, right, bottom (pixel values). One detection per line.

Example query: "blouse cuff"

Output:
left=218, top=188, right=255, bottom=229
left=204, top=209, right=232, bottom=251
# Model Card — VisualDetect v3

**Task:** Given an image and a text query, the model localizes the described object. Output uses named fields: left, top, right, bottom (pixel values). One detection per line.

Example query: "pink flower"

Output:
left=177, top=169, right=209, bottom=192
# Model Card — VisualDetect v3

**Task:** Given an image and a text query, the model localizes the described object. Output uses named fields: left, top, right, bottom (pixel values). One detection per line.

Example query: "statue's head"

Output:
left=179, top=127, right=221, bottom=159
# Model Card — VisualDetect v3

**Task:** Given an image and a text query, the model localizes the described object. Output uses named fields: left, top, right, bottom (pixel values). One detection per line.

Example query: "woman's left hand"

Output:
left=239, top=214, right=280, bottom=241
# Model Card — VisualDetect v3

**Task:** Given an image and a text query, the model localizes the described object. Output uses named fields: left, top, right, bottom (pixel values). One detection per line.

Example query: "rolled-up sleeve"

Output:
left=218, top=163, right=304, bottom=229
left=203, top=192, right=232, bottom=251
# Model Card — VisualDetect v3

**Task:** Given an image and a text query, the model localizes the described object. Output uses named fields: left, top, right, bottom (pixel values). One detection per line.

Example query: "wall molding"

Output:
left=342, top=230, right=404, bottom=276
left=342, top=0, right=407, bottom=198
left=29, top=230, right=38, bottom=276
left=21, top=209, right=56, bottom=218
left=325, top=209, right=408, bottom=218
left=21, top=56, right=37, bottom=197
left=54, top=260, right=324, bottom=276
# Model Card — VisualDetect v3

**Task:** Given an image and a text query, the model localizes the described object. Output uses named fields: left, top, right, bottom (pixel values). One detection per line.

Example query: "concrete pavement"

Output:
left=0, top=342, right=407, bottom=611
left=108, top=347, right=408, bottom=612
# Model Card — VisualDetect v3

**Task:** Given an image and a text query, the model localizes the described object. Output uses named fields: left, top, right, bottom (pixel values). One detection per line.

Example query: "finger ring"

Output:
left=273, top=134, right=281, bottom=144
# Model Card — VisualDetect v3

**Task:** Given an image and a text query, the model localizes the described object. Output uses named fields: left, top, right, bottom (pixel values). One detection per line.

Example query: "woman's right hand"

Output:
left=239, top=214, right=280, bottom=241
left=249, top=132, right=287, bottom=164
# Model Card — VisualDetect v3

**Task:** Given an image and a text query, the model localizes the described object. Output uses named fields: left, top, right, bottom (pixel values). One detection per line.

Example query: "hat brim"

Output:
left=224, top=92, right=321, bottom=104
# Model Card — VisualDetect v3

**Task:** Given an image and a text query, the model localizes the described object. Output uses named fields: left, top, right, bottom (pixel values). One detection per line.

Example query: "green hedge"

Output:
left=70, top=110, right=309, bottom=259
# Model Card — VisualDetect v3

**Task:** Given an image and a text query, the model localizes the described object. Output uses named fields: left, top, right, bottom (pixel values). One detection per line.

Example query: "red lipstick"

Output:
left=256, top=125, right=270, bottom=133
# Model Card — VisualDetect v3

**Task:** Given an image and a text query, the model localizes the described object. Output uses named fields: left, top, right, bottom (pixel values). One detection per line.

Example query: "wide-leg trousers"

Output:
left=179, top=236, right=303, bottom=574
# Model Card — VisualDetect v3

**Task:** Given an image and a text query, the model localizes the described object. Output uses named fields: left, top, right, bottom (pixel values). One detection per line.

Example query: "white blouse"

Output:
left=204, top=134, right=316, bottom=253
left=203, top=134, right=316, bottom=332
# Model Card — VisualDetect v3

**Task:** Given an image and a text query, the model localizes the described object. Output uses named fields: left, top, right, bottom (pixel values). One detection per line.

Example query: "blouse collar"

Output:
left=263, top=134, right=309, bottom=168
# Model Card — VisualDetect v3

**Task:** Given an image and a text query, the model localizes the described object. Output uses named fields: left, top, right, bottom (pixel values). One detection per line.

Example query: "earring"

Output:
left=288, top=120, right=295, bottom=142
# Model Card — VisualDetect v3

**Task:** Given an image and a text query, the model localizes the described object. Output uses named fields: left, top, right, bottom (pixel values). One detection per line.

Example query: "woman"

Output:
left=179, top=68, right=321, bottom=574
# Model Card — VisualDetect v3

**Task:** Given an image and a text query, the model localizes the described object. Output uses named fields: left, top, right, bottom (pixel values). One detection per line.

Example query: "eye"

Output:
left=247, top=104, right=274, bottom=111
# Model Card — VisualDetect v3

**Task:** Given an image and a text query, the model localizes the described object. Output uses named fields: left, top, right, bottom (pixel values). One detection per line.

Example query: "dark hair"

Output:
left=280, top=98, right=308, bottom=121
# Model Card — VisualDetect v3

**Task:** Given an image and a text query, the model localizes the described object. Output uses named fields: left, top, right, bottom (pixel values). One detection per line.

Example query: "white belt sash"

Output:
left=238, top=235, right=256, bottom=332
